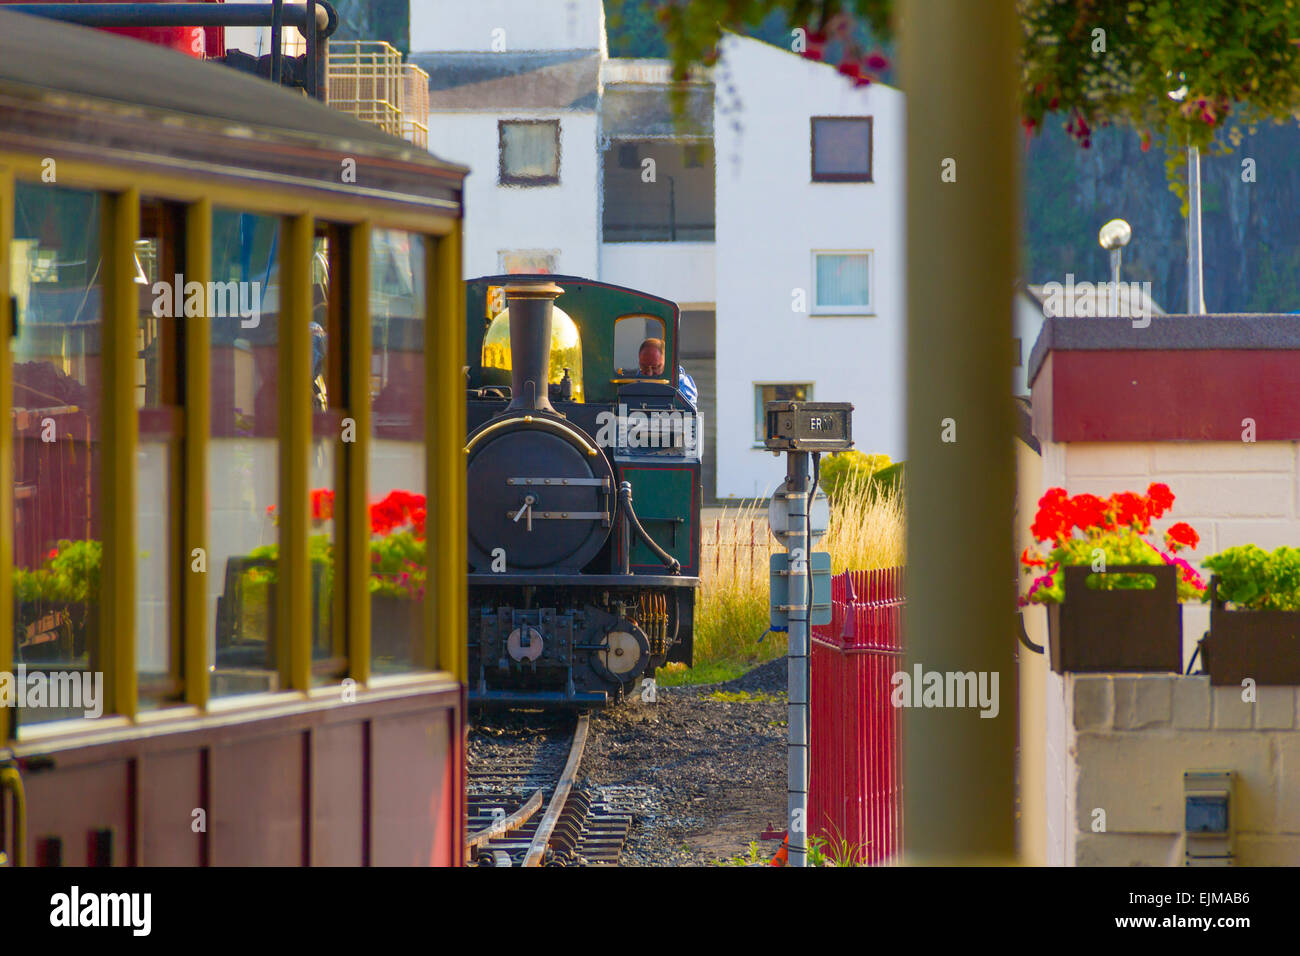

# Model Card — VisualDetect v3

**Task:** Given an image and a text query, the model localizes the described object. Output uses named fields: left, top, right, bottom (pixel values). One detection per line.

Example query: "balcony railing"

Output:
left=602, top=197, right=714, bottom=243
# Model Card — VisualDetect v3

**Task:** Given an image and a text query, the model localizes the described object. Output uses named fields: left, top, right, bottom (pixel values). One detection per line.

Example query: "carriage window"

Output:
left=135, top=200, right=184, bottom=707
left=309, top=227, right=346, bottom=685
left=613, top=314, right=667, bottom=377
left=369, top=228, right=427, bottom=674
left=209, top=209, right=280, bottom=697
left=10, top=183, right=104, bottom=725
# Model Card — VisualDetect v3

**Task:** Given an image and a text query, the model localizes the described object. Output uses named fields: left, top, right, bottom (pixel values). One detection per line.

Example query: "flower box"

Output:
left=1047, top=565, right=1182, bottom=674
left=1201, top=576, right=1300, bottom=686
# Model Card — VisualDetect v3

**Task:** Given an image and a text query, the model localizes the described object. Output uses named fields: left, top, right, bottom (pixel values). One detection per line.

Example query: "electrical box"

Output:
left=763, top=401, right=854, bottom=452
left=770, top=551, right=832, bottom=628
left=1184, top=770, right=1233, bottom=866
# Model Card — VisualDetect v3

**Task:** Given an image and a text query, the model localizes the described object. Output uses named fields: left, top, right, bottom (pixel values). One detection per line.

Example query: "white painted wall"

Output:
left=1014, top=291, right=1045, bottom=396
left=713, top=35, right=905, bottom=499
left=411, top=0, right=606, bottom=54
left=425, top=111, right=600, bottom=280
left=599, top=242, right=715, bottom=306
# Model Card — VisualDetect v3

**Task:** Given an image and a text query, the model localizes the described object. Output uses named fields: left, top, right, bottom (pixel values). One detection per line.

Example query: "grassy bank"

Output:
left=659, top=473, right=905, bottom=687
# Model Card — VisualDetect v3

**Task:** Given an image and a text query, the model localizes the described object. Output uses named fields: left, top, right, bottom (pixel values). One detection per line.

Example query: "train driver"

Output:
left=638, top=337, right=698, bottom=411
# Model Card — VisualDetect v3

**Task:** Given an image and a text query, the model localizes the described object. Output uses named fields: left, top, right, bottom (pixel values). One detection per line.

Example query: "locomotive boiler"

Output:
left=466, top=277, right=702, bottom=707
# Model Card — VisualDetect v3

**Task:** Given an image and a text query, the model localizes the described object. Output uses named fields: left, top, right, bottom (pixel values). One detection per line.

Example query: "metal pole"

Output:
left=271, top=0, right=283, bottom=85
left=901, top=0, right=1018, bottom=862
left=1186, top=144, right=1206, bottom=313
left=785, top=451, right=810, bottom=867
left=1108, top=247, right=1121, bottom=316
left=305, top=0, right=318, bottom=99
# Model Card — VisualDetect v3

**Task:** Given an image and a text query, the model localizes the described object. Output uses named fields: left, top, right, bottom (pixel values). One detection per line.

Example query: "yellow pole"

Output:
left=0, top=168, right=13, bottom=743
left=184, top=199, right=212, bottom=709
left=346, top=222, right=372, bottom=683
left=281, top=214, right=313, bottom=692
left=901, top=0, right=1020, bottom=862
left=102, top=188, right=140, bottom=719
left=428, top=223, right=466, bottom=681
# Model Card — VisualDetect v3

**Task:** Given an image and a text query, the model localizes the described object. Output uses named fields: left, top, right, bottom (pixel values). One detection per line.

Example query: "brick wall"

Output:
left=1063, top=674, right=1300, bottom=866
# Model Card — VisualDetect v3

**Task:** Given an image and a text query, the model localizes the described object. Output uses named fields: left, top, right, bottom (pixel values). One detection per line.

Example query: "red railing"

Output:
left=810, top=567, right=905, bottom=865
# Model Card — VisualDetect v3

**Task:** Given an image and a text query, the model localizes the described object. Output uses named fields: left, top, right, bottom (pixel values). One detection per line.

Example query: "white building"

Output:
left=712, top=34, right=904, bottom=498
left=410, top=2, right=905, bottom=500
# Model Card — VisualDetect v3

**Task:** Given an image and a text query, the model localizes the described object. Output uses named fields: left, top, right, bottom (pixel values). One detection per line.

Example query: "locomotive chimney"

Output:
left=504, top=280, right=564, bottom=415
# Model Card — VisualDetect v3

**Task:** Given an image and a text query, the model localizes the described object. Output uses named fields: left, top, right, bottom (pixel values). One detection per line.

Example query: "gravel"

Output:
left=579, top=656, right=791, bottom=866
left=468, top=657, right=793, bottom=866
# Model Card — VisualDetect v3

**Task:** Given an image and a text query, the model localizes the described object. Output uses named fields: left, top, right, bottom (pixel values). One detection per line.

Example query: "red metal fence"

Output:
left=810, top=567, right=905, bottom=865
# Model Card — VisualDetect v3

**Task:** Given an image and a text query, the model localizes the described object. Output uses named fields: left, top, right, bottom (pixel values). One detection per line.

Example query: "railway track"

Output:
left=466, top=715, right=633, bottom=866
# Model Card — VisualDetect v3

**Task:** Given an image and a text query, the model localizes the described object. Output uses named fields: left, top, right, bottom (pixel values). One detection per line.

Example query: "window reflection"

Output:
left=135, top=200, right=184, bottom=705
left=369, top=229, right=426, bottom=673
left=10, top=183, right=103, bottom=724
left=310, top=230, right=344, bottom=685
left=209, top=210, right=280, bottom=697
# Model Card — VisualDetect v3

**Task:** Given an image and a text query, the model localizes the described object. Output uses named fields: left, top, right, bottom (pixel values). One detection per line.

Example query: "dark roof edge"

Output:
left=1027, top=314, right=1300, bottom=388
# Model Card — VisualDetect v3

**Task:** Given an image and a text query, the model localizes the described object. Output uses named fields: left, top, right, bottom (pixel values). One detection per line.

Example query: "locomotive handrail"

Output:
left=617, top=481, right=680, bottom=575
left=465, top=415, right=599, bottom=458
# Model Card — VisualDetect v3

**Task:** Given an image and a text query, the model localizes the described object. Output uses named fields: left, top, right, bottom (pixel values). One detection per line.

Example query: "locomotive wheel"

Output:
left=591, top=622, right=650, bottom=686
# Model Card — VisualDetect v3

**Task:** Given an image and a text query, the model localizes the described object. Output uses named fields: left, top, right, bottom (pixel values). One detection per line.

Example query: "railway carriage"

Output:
left=464, top=277, right=702, bottom=707
left=0, top=10, right=469, bottom=866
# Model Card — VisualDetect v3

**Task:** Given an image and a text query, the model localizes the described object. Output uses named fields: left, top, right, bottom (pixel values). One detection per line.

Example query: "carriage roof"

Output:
left=0, top=9, right=465, bottom=214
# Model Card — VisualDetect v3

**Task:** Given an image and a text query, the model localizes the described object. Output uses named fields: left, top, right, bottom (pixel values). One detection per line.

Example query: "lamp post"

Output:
left=1098, top=218, right=1131, bottom=316
left=1168, top=79, right=1206, bottom=314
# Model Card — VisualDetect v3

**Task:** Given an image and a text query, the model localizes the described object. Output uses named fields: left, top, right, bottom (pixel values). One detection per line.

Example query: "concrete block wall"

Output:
left=1065, top=673, right=1300, bottom=866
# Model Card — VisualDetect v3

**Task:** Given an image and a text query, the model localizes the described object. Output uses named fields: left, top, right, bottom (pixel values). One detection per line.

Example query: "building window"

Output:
left=499, top=119, right=561, bottom=186
left=499, top=250, right=558, bottom=275
left=811, top=116, right=873, bottom=182
left=813, top=251, right=871, bottom=314
left=754, top=383, right=813, bottom=444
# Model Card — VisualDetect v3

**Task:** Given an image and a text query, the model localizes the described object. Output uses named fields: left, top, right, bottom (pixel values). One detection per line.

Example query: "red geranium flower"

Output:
left=1109, top=491, right=1149, bottom=531
left=1146, top=482, right=1175, bottom=519
left=1164, top=522, right=1199, bottom=553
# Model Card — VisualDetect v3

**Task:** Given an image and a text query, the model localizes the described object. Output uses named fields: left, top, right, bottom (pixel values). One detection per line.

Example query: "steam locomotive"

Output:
left=465, top=276, right=702, bottom=707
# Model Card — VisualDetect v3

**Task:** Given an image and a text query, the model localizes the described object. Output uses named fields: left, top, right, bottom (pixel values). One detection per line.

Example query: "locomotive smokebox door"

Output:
left=465, top=280, right=616, bottom=572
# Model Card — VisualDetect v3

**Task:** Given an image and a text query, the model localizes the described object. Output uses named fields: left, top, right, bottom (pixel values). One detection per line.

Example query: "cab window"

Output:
left=613, top=314, right=667, bottom=377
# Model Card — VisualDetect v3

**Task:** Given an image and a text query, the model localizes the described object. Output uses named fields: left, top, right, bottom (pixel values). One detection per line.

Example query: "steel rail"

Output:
left=522, top=714, right=589, bottom=867
left=466, top=789, right=543, bottom=852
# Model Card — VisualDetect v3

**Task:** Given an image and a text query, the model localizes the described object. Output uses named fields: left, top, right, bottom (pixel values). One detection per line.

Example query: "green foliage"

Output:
left=368, top=529, right=426, bottom=598
left=717, top=841, right=769, bottom=866
left=1202, top=545, right=1300, bottom=611
left=606, top=0, right=670, bottom=58
left=1021, top=0, right=1300, bottom=208
left=807, top=833, right=865, bottom=866
left=866, top=460, right=904, bottom=497
left=240, top=531, right=424, bottom=600
left=656, top=658, right=756, bottom=686
left=819, top=450, right=892, bottom=501
left=13, top=539, right=102, bottom=604
left=704, top=688, right=783, bottom=703
left=651, top=0, right=1300, bottom=200
left=1030, top=531, right=1202, bottom=603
